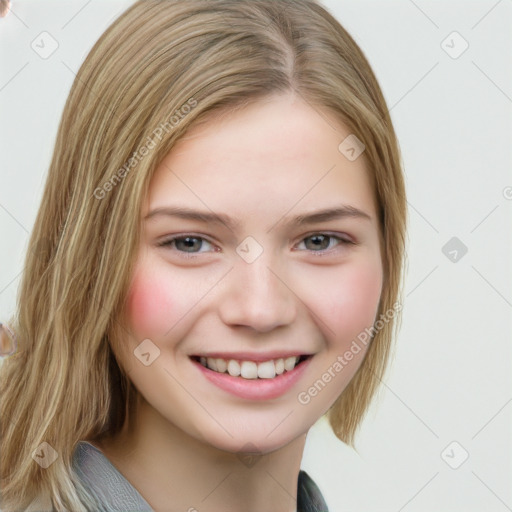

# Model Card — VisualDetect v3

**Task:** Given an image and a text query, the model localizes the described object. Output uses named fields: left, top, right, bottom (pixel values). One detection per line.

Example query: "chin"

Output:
left=189, top=415, right=309, bottom=457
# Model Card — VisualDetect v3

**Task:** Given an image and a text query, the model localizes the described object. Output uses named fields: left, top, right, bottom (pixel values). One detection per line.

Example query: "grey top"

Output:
left=71, top=440, right=329, bottom=512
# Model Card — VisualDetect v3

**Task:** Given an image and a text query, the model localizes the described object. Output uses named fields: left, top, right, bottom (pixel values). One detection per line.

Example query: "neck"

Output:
left=95, top=394, right=306, bottom=512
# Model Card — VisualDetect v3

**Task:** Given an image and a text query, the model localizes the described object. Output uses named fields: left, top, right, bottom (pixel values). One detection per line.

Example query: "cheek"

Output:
left=125, top=267, right=177, bottom=339
left=324, top=260, right=383, bottom=340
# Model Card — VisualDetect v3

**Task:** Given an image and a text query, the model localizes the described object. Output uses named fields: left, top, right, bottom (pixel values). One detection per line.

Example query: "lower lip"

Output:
left=191, top=357, right=313, bottom=401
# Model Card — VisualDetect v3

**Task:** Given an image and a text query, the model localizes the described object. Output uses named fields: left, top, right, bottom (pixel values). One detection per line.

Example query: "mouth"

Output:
left=189, top=354, right=312, bottom=380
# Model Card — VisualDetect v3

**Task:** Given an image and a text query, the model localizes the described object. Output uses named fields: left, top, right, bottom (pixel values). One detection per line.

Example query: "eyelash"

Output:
left=157, top=233, right=355, bottom=259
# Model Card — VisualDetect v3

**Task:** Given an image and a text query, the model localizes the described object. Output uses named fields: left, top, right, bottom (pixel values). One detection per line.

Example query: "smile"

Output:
left=193, top=355, right=308, bottom=379
left=190, top=353, right=313, bottom=400
left=189, top=353, right=314, bottom=401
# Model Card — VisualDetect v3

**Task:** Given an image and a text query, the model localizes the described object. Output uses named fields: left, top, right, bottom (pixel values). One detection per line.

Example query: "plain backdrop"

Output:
left=1, top=1, right=511, bottom=511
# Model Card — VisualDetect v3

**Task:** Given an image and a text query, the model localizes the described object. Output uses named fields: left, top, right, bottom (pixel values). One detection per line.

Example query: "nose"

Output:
left=217, top=255, right=297, bottom=333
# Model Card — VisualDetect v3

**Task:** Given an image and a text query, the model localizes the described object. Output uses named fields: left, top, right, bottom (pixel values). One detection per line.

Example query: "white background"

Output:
left=1, top=1, right=511, bottom=511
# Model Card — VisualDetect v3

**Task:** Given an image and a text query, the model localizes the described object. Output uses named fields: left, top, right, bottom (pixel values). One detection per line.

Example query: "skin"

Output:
left=0, top=0, right=10, bottom=18
left=94, top=93, right=383, bottom=512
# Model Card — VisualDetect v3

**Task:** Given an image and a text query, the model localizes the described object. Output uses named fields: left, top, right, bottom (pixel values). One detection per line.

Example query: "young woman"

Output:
left=0, top=0, right=406, bottom=510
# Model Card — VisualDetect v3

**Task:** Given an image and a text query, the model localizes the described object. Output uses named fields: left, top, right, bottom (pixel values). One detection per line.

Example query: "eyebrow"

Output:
left=144, top=205, right=372, bottom=232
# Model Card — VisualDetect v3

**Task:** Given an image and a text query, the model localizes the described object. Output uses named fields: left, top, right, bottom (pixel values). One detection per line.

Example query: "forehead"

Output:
left=145, top=94, right=377, bottom=224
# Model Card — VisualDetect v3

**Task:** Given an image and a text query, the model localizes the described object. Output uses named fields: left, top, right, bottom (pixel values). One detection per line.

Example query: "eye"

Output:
left=157, top=233, right=354, bottom=258
left=296, top=233, right=353, bottom=253
left=158, top=235, right=215, bottom=255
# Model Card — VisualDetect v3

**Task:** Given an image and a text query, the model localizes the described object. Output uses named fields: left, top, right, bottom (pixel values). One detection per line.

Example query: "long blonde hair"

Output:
left=0, top=0, right=406, bottom=509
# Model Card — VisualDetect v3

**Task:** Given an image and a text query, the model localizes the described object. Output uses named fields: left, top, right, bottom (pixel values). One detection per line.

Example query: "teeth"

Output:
left=216, top=358, right=227, bottom=373
left=257, top=360, right=276, bottom=379
left=200, top=355, right=304, bottom=379
left=240, top=361, right=258, bottom=379
left=284, top=356, right=297, bottom=372
left=227, top=359, right=241, bottom=376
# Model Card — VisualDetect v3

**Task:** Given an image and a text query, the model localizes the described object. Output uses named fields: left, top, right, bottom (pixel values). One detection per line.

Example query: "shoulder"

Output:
left=72, top=440, right=152, bottom=511
left=297, top=469, right=329, bottom=512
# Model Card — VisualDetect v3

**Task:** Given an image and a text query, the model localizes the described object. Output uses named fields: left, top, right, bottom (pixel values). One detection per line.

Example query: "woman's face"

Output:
left=113, top=94, right=383, bottom=454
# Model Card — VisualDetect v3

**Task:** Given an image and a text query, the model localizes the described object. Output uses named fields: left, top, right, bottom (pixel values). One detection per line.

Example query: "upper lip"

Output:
left=190, top=351, right=312, bottom=362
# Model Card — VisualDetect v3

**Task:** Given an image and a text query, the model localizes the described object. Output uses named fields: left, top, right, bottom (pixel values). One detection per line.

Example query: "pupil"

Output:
left=308, top=235, right=328, bottom=250
left=179, top=237, right=200, bottom=252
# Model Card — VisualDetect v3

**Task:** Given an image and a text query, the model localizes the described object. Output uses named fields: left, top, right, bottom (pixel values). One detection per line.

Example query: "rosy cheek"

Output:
left=125, top=267, right=175, bottom=339
left=333, top=264, right=383, bottom=338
